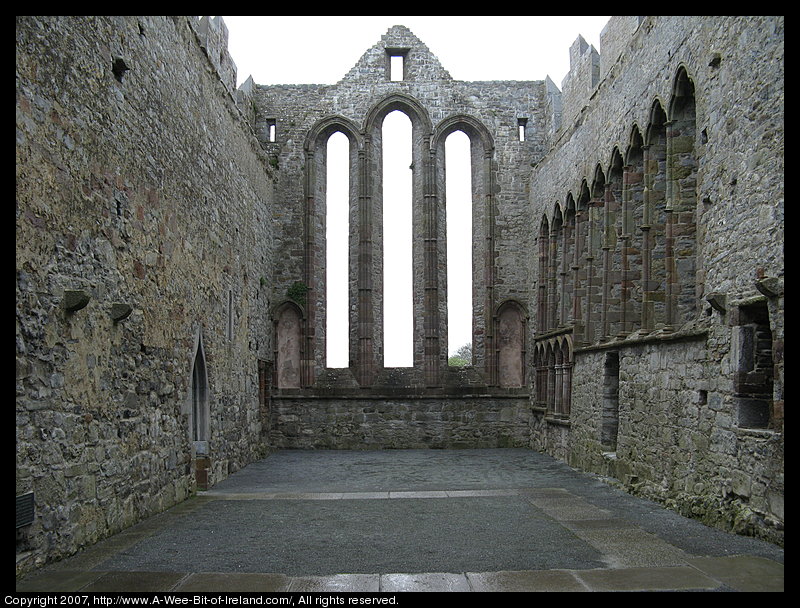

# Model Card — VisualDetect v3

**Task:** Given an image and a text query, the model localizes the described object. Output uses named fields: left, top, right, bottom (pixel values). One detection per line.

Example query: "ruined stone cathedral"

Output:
left=16, top=16, right=784, bottom=574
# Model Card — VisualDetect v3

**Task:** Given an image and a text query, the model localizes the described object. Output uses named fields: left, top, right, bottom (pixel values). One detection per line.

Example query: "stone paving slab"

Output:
left=287, top=574, right=380, bottom=592
left=574, top=566, right=720, bottom=592
left=687, top=555, right=785, bottom=592
left=175, top=572, right=291, bottom=592
left=467, top=569, right=587, bottom=592
left=380, top=572, right=472, bottom=592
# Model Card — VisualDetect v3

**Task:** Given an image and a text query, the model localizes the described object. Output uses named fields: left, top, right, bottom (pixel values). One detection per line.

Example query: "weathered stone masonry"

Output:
left=16, top=16, right=275, bottom=573
left=528, top=16, right=783, bottom=544
left=16, top=16, right=783, bottom=575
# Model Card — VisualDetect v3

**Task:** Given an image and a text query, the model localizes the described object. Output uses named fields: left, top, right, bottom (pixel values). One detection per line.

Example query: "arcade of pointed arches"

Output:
left=534, top=65, right=699, bottom=420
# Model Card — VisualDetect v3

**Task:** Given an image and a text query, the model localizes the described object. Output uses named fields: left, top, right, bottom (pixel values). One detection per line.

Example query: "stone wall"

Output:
left=16, top=16, right=275, bottom=573
left=271, top=394, right=531, bottom=450
left=528, top=16, right=783, bottom=544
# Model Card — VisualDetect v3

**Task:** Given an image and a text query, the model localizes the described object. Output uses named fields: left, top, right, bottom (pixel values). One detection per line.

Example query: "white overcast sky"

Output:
left=220, top=16, right=611, bottom=88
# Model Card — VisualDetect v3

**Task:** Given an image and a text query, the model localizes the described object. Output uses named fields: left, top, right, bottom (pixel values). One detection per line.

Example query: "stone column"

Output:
left=600, top=183, right=613, bottom=341
left=356, top=140, right=375, bottom=386
left=571, top=209, right=584, bottom=344
left=663, top=119, right=678, bottom=333
left=640, top=145, right=654, bottom=334
left=423, top=139, right=441, bottom=386
left=619, top=165, right=633, bottom=336
left=303, top=149, right=317, bottom=386
left=483, top=149, right=497, bottom=386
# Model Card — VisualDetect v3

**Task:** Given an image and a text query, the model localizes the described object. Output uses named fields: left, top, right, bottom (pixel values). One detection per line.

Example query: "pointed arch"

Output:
left=433, top=114, right=496, bottom=379
left=550, top=204, right=563, bottom=329
left=603, top=148, right=624, bottom=339
left=561, top=193, right=577, bottom=327
left=188, top=328, right=210, bottom=445
left=496, top=299, right=527, bottom=388
left=273, top=300, right=305, bottom=389
left=622, top=126, right=645, bottom=334
left=537, top=214, right=550, bottom=332
left=643, top=100, right=669, bottom=331
left=303, top=116, right=362, bottom=376
left=667, top=65, right=699, bottom=327
left=363, top=92, right=434, bottom=135
left=572, top=180, right=591, bottom=344
left=362, top=94, right=434, bottom=373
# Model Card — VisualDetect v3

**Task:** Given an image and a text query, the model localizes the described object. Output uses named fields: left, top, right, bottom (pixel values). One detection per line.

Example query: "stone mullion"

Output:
left=554, top=357, right=563, bottom=415
left=619, top=165, right=632, bottom=336
left=663, top=119, right=678, bottom=332
left=571, top=210, right=584, bottom=344
left=546, top=350, right=555, bottom=414
left=600, top=184, right=613, bottom=341
left=664, top=207, right=676, bottom=332
left=561, top=353, right=572, bottom=417
left=302, top=149, right=316, bottom=387
left=356, top=141, right=374, bottom=386
left=483, top=149, right=497, bottom=386
left=423, top=141, right=440, bottom=386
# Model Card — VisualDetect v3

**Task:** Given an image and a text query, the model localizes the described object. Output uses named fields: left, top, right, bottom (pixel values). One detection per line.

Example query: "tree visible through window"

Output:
left=446, top=130, right=472, bottom=360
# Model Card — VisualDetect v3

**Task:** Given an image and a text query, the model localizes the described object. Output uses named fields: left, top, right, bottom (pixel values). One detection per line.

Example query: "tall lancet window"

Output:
left=446, top=130, right=472, bottom=360
left=383, top=110, right=413, bottom=367
left=326, top=131, right=349, bottom=367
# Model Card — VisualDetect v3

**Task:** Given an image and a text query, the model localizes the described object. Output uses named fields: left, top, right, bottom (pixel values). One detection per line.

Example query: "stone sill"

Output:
left=735, top=426, right=782, bottom=440
left=575, top=326, right=709, bottom=353
left=544, top=415, right=571, bottom=427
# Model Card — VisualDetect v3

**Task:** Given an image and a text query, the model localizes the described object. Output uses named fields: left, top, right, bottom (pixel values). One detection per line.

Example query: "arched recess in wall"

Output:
left=644, top=100, right=669, bottom=331
left=433, top=114, right=495, bottom=375
left=495, top=300, right=527, bottom=388
left=585, top=164, right=606, bottom=344
left=573, top=181, right=591, bottom=344
left=303, top=117, right=362, bottom=374
left=605, top=149, right=624, bottom=340
left=667, top=65, right=699, bottom=327
left=188, top=329, right=210, bottom=446
left=363, top=94, right=434, bottom=373
left=537, top=215, right=550, bottom=333
left=273, top=300, right=305, bottom=389
left=560, top=195, right=576, bottom=329
left=549, top=204, right=563, bottom=330
left=623, top=126, right=645, bottom=335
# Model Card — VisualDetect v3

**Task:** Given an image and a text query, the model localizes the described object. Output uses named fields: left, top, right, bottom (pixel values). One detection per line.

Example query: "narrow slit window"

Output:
left=267, top=120, right=276, bottom=143
left=226, top=289, right=233, bottom=341
left=390, top=55, right=404, bottom=81
left=518, top=118, right=528, bottom=142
